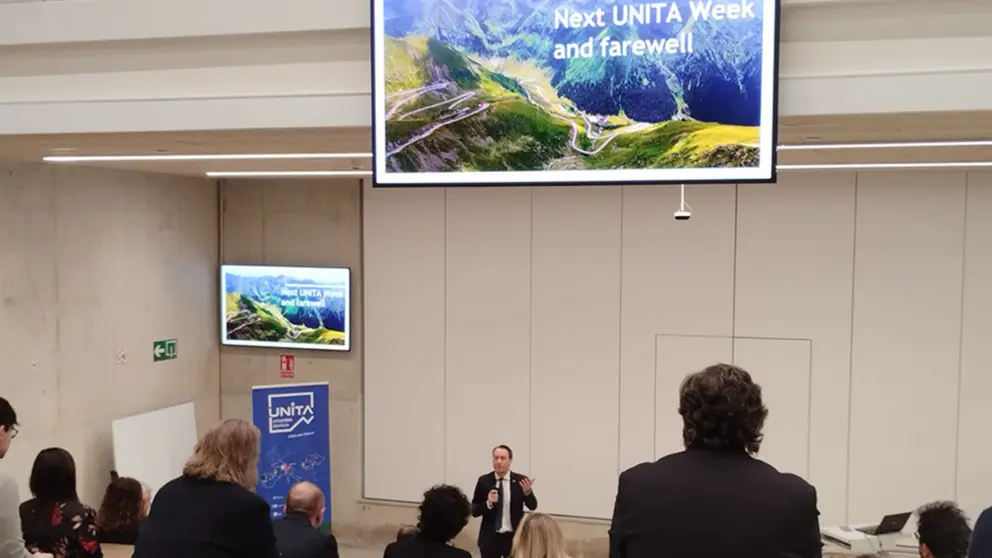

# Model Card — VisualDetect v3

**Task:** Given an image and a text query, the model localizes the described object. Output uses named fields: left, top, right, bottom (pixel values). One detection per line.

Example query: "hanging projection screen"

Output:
left=371, top=0, right=781, bottom=186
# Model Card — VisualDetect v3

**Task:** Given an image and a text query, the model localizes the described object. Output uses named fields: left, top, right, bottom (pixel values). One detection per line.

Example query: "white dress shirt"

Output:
left=487, top=472, right=513, bottom=533
left=0, top=474, right=34, bottom=558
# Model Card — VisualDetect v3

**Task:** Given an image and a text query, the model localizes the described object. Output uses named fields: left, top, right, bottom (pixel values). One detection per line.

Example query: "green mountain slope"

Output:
left=588, top=121, right=759, bottom=169
left=383, top=34, right=758, bottom=172
left=225, top=292, right=345, bottom=345
left=384, top=36, right=572, bottom=171
left=384, top=37, right=429, bottom=93
left=388, top=98, right=572, bottom=171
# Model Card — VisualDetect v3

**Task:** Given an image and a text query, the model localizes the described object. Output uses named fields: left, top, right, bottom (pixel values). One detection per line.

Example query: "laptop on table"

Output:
left=856, top=512, right=913, bottom=536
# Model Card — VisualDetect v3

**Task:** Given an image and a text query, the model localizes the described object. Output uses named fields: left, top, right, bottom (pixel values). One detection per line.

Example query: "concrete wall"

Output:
left=0, top=160, right=220, bottom=505
left=217, top=178, right=392, bottom=541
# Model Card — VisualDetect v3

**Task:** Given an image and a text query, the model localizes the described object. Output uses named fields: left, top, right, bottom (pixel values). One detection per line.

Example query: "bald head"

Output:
left=285, top=482, right=325, bottom=527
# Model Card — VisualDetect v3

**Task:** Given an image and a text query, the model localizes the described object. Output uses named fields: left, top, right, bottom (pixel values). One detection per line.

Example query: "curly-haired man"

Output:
left=609, top=363, right=822, bottom=558
left=916, top=501, right=970, bottom=558
left=384, top=485, right=472, bottom=558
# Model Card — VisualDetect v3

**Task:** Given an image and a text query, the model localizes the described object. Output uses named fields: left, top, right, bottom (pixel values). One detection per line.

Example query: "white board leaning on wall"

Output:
left=111, top=402, right=198, bottom=500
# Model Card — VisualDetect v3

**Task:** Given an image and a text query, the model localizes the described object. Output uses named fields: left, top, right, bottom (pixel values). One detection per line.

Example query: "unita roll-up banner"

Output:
left=371, top=0, right=780, bottom=186
left=252, top=382, right=332, bottom=530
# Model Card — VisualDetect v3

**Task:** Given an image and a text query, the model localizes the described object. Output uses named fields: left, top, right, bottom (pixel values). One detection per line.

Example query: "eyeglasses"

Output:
left=6, top=426, right=17, bottom=439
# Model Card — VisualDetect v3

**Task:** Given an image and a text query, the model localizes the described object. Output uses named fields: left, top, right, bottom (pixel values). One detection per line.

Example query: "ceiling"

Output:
left=2, top=112, right=992, bottom=177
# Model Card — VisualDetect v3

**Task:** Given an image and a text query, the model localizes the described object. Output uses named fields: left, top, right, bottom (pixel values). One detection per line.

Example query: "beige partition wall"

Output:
left=363, top=173, right=992, bottom=525
left=653, top=335, right=734, bottom=459
left=443, top=188, right=532, bottom=495
left=529, top=187, right=622, bottom=519
left=957, top=173, right=992, bottom=516
left=734, top=175, right=857, bottom=522
left=0, top=161, right=220, bottom=505
left=621, top=185, right=737, bottom=471
left=848, top=174, right=966, bottom=521
left=362, top=186, right=444, bottom=503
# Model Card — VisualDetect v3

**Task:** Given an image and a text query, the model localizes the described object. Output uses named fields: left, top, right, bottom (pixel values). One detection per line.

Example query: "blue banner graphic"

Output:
left=251, top=382, right=331, bottom=527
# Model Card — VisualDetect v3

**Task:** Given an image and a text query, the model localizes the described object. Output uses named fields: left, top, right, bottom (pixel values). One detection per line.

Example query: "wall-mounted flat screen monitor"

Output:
left=221, top=265, right=351, bottom=352
left=371, top=0, right=780, bottom=186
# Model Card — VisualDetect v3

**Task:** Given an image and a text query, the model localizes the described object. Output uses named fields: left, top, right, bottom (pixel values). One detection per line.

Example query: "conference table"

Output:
left=822, top=536, right=918, bottom=557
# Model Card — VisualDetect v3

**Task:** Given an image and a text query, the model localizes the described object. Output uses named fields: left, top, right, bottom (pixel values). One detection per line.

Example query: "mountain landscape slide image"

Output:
left=380, top=0, right=765, bottom=174
left=224, top=273, right=347, bottom=346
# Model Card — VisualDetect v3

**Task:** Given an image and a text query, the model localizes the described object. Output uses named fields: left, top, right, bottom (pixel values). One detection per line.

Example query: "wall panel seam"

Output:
left=217, top=179, right=225, bottom=415
left=442, top=188, right=448, bottom=483
left=805, top=339, right=813, bottom=479
left=652, top=335, right=658, bottom=460
left=616, top=186, right=624, bottom=477
left=655, top=334, right=811, bottom=343
left=732, top=184, right=739, bottom=357
left=528, top=187, right=534, bottom=469
left=953, top=175, right=970, bottom=501
left=844, top=173, right=860, bottom=524
left=52, top=166, right=63, bottom=426
left=653, top=333, right=811, bottom=342
left=358, top=179, right=367, bottom=498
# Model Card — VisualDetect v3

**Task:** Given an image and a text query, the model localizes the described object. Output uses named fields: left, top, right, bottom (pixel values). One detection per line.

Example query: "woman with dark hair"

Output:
left=383, top=485, right=471, bottom=558
left=95, top=476, right=148, bottom=545
left=19, top=448, right=102, bottom=558
left=609, top=363, right=822, bottom=558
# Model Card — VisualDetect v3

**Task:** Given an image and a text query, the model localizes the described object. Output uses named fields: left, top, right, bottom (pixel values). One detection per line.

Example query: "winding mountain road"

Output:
left=397, top=91, right=475, bottom=120
left=384, top=82, right=450, bottom=119
left=385, top=78, right=652, bottom=160
left=387, top=103, right=490, bottom=157
left=526, top=83, right=650, bottom=155
left=551, top=112, right=651, bottom=155
left=385, top=82, right=449, bottom=100
left=385, top=83, right=492, bottom=156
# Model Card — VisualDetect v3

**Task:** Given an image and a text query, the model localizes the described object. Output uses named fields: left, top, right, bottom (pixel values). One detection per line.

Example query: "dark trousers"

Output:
left=480, top=532, right=514, bottom=558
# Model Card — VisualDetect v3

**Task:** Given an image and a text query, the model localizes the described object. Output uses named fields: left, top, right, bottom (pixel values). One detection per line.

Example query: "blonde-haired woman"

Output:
left=133, top=419, right=278, bottom=558
left=512, top=513, right=568, bottom=558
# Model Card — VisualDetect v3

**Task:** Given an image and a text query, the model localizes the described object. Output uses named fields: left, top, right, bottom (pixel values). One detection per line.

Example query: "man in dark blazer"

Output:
left=471, top=445, right=538, bottom=558
left=969, top=506, right=992, bottom=558
left=273, top=482, right=339, bottom=558
left=610, top=364, right=822, bottom=558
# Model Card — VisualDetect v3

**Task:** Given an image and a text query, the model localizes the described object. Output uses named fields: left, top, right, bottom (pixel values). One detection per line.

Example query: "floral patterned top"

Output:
left=19, top=499, right=103, bottom=558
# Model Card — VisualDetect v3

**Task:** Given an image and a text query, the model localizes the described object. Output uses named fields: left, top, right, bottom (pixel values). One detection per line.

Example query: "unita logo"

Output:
left=267, top=392, right=316, bottom=434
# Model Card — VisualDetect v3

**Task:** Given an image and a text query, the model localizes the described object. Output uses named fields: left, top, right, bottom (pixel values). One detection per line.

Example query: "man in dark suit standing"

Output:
left=471, top=445, right=538, bottom=558
left=609, top=363, right=822, bottom=558
left=969, top=506, right=992, bottom=558
left=273, top=482, right=339, bottom=558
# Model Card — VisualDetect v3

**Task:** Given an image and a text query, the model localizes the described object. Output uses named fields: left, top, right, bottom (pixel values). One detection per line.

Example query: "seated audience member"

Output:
left=272, top=482, right=338, bottom=558
left=19, top=448, right=101, bottom=558
left=916, top=501, right=970, bottom=558
left=609, top=363, right=822, bottom=558
left=95, top=475, right=148, bottom=545
left=970, top=507, right=992, bottom=558
left=395, top=526, right=418, bottom=541
left=512, top=514, right=567, bottom=558
left=383, top=485, right=471, bottom=558
left=132, top=419, right=278, bottom=558
left=0, top=397, right=53, bottom=558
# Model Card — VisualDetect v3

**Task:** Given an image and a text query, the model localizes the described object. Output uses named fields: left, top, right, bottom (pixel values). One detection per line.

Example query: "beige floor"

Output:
left=341, top=547, right=387, bottom=558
